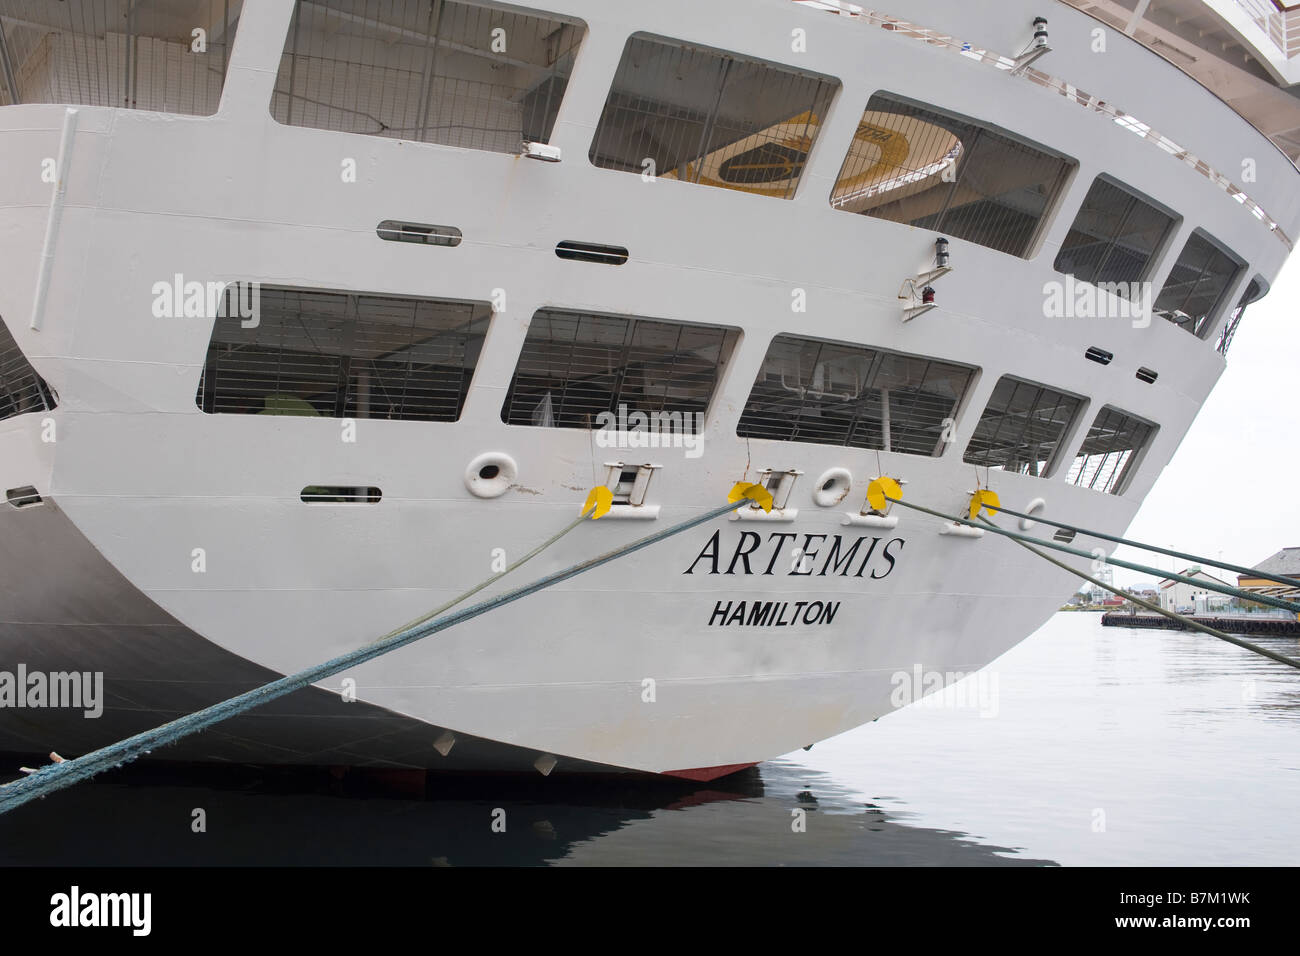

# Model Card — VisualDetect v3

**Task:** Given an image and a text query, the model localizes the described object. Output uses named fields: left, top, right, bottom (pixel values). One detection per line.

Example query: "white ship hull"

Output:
left=1, top=0, right=1296, bottom=780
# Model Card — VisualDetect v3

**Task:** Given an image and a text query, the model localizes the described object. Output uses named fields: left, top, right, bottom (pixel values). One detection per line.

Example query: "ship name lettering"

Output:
left=707, top=600, right=841, bottom=627
left=684, top=530, right=905, bottom=579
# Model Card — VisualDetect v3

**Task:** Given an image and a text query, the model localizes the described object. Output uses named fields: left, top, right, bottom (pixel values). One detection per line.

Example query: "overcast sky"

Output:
left=1108, top=254, right=1300, bottom=589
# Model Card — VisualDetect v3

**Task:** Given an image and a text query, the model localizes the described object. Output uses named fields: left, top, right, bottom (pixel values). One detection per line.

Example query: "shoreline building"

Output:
left=1237, top=548, right=1300, bottom=608
left=1158, top=566, right=1232, bottom=613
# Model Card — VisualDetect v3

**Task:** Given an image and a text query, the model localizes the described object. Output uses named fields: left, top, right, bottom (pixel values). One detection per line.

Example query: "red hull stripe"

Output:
left=660, top=762, right=757, bottom=782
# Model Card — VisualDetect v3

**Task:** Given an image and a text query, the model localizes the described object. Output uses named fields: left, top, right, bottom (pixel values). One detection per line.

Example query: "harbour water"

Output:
left=2, top=612, right=1296, bottom=866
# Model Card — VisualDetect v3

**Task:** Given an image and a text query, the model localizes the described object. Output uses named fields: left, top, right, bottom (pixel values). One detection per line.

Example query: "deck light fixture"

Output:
left=1033, top=17, right=1048, bottom=48
left=521, top=141, right=562, bottom=163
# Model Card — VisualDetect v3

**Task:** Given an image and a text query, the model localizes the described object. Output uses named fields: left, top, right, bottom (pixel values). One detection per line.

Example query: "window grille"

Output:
left=589, top=33, right=838, bottom=200
left=0, top=0, right=239, bottom=114
left=830, top=93, right=1074, bottom=258
left=1215, top=278, right=1264, bottom=356
left=963, top=376, right=1082, bottom=477
left=272, top=0, right=584, bottom=153
left=0, top=318, right=56, bottom=422
left=1066, top=405, right=1155, bottom=494
left=1153, top=231, right=1243, bottom=338
left=196, top=286, right=491, bottom=421
left=1054, top=177, right=1174, bottom=292
left=737, top=334, right=975, bottom=455
left=501, top=309, right=736, bottom=429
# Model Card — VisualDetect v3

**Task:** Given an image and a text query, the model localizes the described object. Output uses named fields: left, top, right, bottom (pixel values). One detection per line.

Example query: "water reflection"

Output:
left=5, top=615, right=1294, bottom=866
left=0, top=758, right=1051, bottom=866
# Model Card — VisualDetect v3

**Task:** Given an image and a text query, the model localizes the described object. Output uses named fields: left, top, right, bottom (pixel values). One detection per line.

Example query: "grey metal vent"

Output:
left=1053, top=527, right=1076, bottom=543
left=301, top=486, right=381, bottom=503
left=1084, top=347, right=1113, bottom=366
left=1136, top=367, right=1158, bottom=384
left=6, top=486, right=42, bottom=509
left=377, top=221, right=462, bottom=247
left=555, top=241, right=628, bottom=265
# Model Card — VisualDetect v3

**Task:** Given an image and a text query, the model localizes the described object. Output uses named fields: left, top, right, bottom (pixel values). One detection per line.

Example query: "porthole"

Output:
left=1019, top=497, right=1046, bottom=531
left=466, top=453, right=517, bottom=499
left=812, top=468, right=852, bottom=508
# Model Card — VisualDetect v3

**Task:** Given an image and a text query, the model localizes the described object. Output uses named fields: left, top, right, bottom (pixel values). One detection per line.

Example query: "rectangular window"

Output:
left=1153, top=232, right=1243, bottom=338
left=1066, top=406, right=1155, bottom=495
left=736, top=335, right=975, bottom=455
left=589, top=34, right=838, bottom=200
left=0, top=1, right=239, bottom=115
left=1054, top=177, right=1174, bottom=292
left=197, top=288, right=492, bottom=422
left=0, top=319, right=56, bottom=422
left=1216, top=278, right=1264, bottom=356
left=501, top=310, right=737, bottom=429
left=963, top=377, right=1083, bottom=477
left=830, top=93, right=1074, bottom=258
left=272, top=0, right=585, bottom=152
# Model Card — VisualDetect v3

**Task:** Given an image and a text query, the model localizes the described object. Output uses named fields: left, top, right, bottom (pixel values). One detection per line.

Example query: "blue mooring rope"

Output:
left=0, top=501, right=740, bottom=815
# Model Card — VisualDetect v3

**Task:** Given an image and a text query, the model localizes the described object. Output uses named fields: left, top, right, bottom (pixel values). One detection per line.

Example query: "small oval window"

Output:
left=376, top=221, right=462, bottom=247
left=555, top=241, right=628, bottom=265
left=301, top=486, right=382, bottom=503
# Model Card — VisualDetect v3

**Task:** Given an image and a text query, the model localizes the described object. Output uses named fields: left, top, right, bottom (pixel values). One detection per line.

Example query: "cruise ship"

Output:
left=2, top=0, right=1299, bottom=781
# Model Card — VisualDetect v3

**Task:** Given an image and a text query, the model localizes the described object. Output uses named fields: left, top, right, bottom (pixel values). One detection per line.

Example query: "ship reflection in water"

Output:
left=0, top=759, right=1048, bottom=867
left=2, top=613, right=1297, bottom=866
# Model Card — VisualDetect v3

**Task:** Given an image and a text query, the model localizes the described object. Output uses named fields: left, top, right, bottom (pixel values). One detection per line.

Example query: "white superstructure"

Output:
left=1, top=0, right=1298, bottom=780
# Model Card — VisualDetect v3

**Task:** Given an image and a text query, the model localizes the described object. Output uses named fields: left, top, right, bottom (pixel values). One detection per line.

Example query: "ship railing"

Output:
left=790, top=0, right=1293, bottom=249
left=1236, top=0, right=1300, bottom=58
left=0, top=0, right=237, bottom=116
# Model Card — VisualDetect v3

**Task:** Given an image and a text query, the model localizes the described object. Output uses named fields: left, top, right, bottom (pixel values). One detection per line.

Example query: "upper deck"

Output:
left=1, top=0, right=1298, bottom=516
left=1060, top=0, right=1300, bottom=164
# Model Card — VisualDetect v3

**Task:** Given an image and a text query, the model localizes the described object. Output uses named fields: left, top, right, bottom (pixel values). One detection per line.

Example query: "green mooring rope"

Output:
left=983, top=502, right=1300, bottom=590
left=882, top=494, right=1300, bottom=669
left=0, top=500, right=741, bottom=816
left=976, top=516, right=1300, bottom=671
left=885, top=496, right=1300, bottom=614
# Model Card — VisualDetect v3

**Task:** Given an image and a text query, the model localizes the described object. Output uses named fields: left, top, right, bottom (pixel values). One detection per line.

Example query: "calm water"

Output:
left=2, top=613, right=1296, bottom=866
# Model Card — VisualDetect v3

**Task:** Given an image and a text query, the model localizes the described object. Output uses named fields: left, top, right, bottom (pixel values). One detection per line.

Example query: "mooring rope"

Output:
left=976, top=515, right=1300, bottom=671
left=982, top=502, right=1300, bottom=590
left=879, top=493, right=1300, bottom=670
left=883, top=496, right=1300, bottom=614
left=370, top=511, right=592, bottom=644
left=0, top=498, right=744, bottom=815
